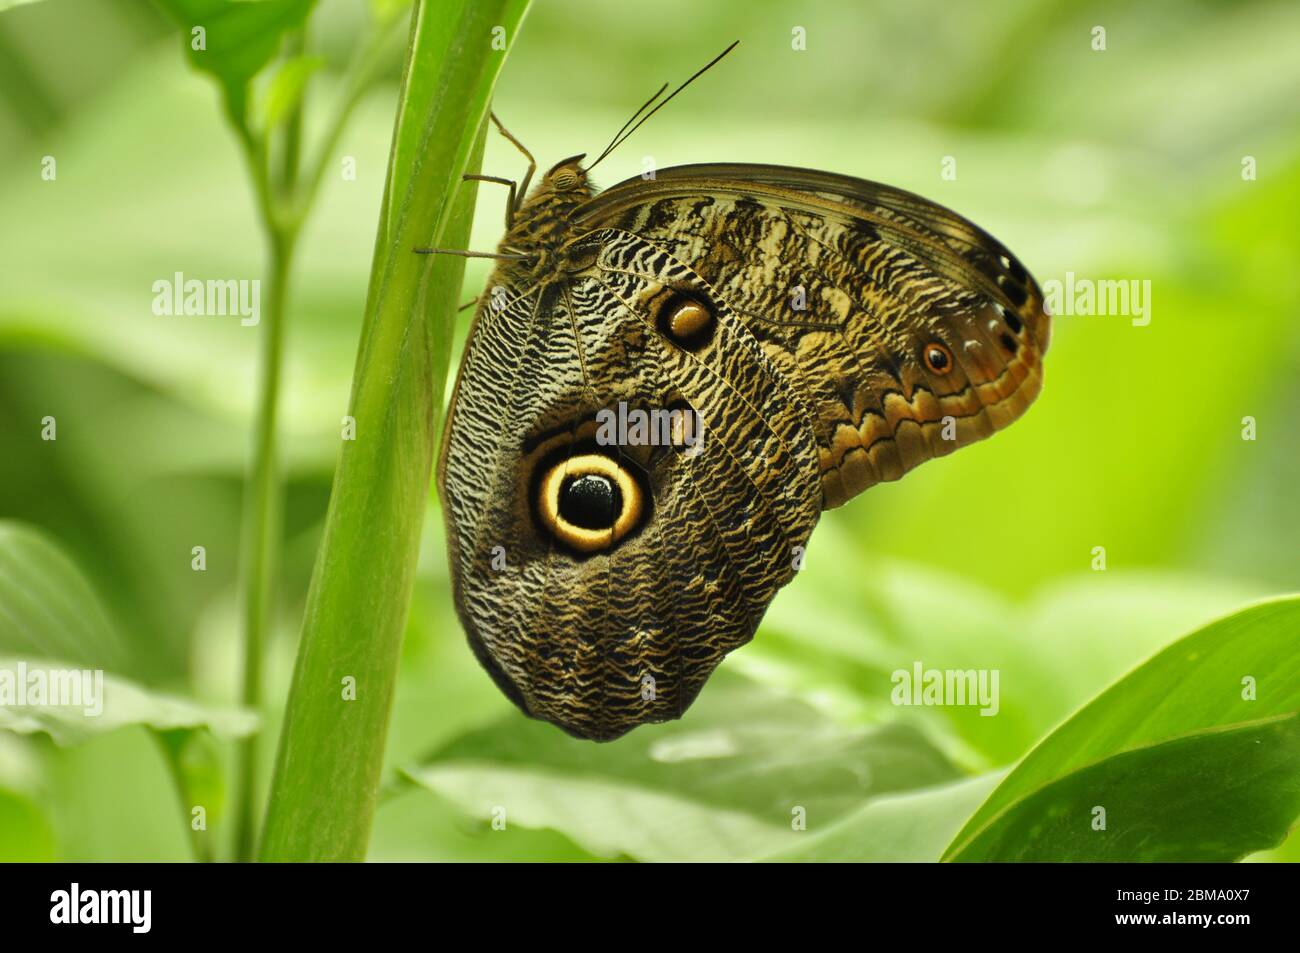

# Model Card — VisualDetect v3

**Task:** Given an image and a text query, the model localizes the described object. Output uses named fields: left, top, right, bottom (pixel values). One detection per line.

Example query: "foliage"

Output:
left=0, top=0, right=1296, bottom=862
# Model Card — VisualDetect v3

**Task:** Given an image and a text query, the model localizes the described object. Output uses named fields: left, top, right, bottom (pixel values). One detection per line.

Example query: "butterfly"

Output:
left=429, top=44, right=1050, bottom=741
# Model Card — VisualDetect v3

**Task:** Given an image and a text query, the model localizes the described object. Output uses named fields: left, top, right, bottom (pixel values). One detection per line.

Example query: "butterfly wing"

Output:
left=440, top=162, right=1051, bottom=739
left=437, top=234, right=822, bottom=740
left=576, top=163, right=1051, bottom=508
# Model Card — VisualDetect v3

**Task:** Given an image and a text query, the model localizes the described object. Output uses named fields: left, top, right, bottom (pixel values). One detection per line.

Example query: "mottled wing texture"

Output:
left=440, top=162, right=1051, bottom=740
left=578, top=164, right=1051, bottom=508
left=437, top=233, right=822, bottom=740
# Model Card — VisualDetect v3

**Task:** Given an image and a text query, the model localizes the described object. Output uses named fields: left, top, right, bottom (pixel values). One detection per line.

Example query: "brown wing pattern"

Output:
left=439, top=161, right=1050, bottom=739
left=437, top=230, right=821, bottom=740
left=577, top=164, right=1051, bottom=508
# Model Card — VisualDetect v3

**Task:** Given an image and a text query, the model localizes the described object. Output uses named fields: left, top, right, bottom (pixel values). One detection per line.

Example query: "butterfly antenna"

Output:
left=589, top=82, right=669, bottom=169
left=586, top=40, right=739, bottom=172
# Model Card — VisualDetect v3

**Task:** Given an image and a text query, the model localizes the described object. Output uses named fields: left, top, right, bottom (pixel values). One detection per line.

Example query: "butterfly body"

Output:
left=492, top=156, right=595, bottom=286
left=438, top=157, right=1049, bottom=741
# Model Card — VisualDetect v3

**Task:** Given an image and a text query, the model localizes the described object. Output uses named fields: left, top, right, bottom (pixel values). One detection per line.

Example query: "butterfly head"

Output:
left=541, top=154, right=592, bottom=194
left=515, top=154, right=593, bottom=216
left=496, top=155, right=595, bottom=282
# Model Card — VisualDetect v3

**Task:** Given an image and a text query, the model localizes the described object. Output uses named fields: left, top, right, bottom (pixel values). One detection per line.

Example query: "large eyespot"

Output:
left=536, top=453, right=644, bottom=553
left=657, top=294, right=716, bottom=351
left=923, top=341, right=953, bottom=374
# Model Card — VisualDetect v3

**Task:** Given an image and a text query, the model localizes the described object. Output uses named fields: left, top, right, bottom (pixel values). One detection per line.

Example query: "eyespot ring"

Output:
left=536, top=453, right=643, bottom=553
left=923, top=341, right=954, bottom=374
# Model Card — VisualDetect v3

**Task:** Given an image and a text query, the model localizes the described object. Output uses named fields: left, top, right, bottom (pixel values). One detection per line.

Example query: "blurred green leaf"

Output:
left=44, top=727, right=193, bottom=861
left=945, top=596, right=1300, bottom=861
left=0, top=786, right=57, bottom=861
left=260, top=53, right=323, bottom=131
left=155, top=0, right=316, bottom=127
left=0, top=656, right=257, bottom=745
left=0, top=520, right=128, bottom=671
left=405, top=673, right=959, bottom=861
left=764, top=772, right=1003, bottom=863
left=0, top=733, right=41, bottom=791
left=0, top=54, right=391, bottom=432
left=0, top=520, right=256, bottom=745
left=750, top=520, right=1262, bottom=768
left=3, top=0, right=1298, bottom=865
left=154, top=726, right=225, bottom=861
left=369, top=0, right=411, bottom=27
left=369, top=787, right=603, bottom=862
left=156, top=727, right=227, bottom=820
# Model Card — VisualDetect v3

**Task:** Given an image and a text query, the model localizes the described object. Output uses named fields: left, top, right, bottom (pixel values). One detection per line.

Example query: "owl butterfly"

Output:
left=430, top=44, right=1050, bottom=741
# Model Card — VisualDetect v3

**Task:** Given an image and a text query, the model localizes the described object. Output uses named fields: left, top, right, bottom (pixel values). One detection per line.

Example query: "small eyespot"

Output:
left=923, top=342, right=953, bottom=374
left=537, top=453, right=643, bottom=553
left=552, top=168, right=579, bottom=190
left=657, top=294, right=716, bottom=351
left=1000, top=332, right=1018, bottom=354
left=670, top=302, right=710, bottom=339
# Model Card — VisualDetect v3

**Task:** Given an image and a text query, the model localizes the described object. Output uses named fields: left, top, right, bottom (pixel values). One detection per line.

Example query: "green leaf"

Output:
left=154, top=727, right=225, bottom=861
left=763, top=772, right=1003, bottom=863
left=156, top=727, right=227, bottom=820
left=0, top=520, right=256, bottom=745
left=404, top=674, right=960, bottom=862
left=0, top=657, right=256, bottom=745
left=370, top=787, right=602, bottom=862
left=0, top=520, right=128, bottom=671
left=944, top=596, right=1300, bottom=861
left=747, top=519, right=1264, bottom=768
left=260, top=53, right=323, bottom=131
left=155, top=0, right=317, bottom=128
left=369, top=0, right=411, bottom=25
left=257, top=0, right=532, bottom=862
left=44, top=727, right=194, bottom=861
left=0, top=787, right=56, bottom=861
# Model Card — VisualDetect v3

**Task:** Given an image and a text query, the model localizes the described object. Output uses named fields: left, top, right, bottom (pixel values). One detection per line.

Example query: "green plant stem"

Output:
left=152, top=731, right=214, bottom=864
left=228, top=45, right=302, bottom=863
left=231, top=226, right=296, bottom=863
left=277, top=29, right=306, bottom=196
left=227, top=12, right=410, bottom=863
left=258, top=0, right=530, bottom=862
left=228, top=135, right=282, bottom=861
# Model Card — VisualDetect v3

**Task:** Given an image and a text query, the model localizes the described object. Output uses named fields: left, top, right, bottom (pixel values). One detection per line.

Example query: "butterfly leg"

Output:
left=412, top=247, right=530, bottom=261
left=462, top=174, right=517, bottom=228
left=488, top=112, right=536, bottom=206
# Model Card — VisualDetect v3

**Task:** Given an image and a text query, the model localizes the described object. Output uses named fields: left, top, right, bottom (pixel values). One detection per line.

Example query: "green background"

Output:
left=0, top=0, right=1296, bottom=861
